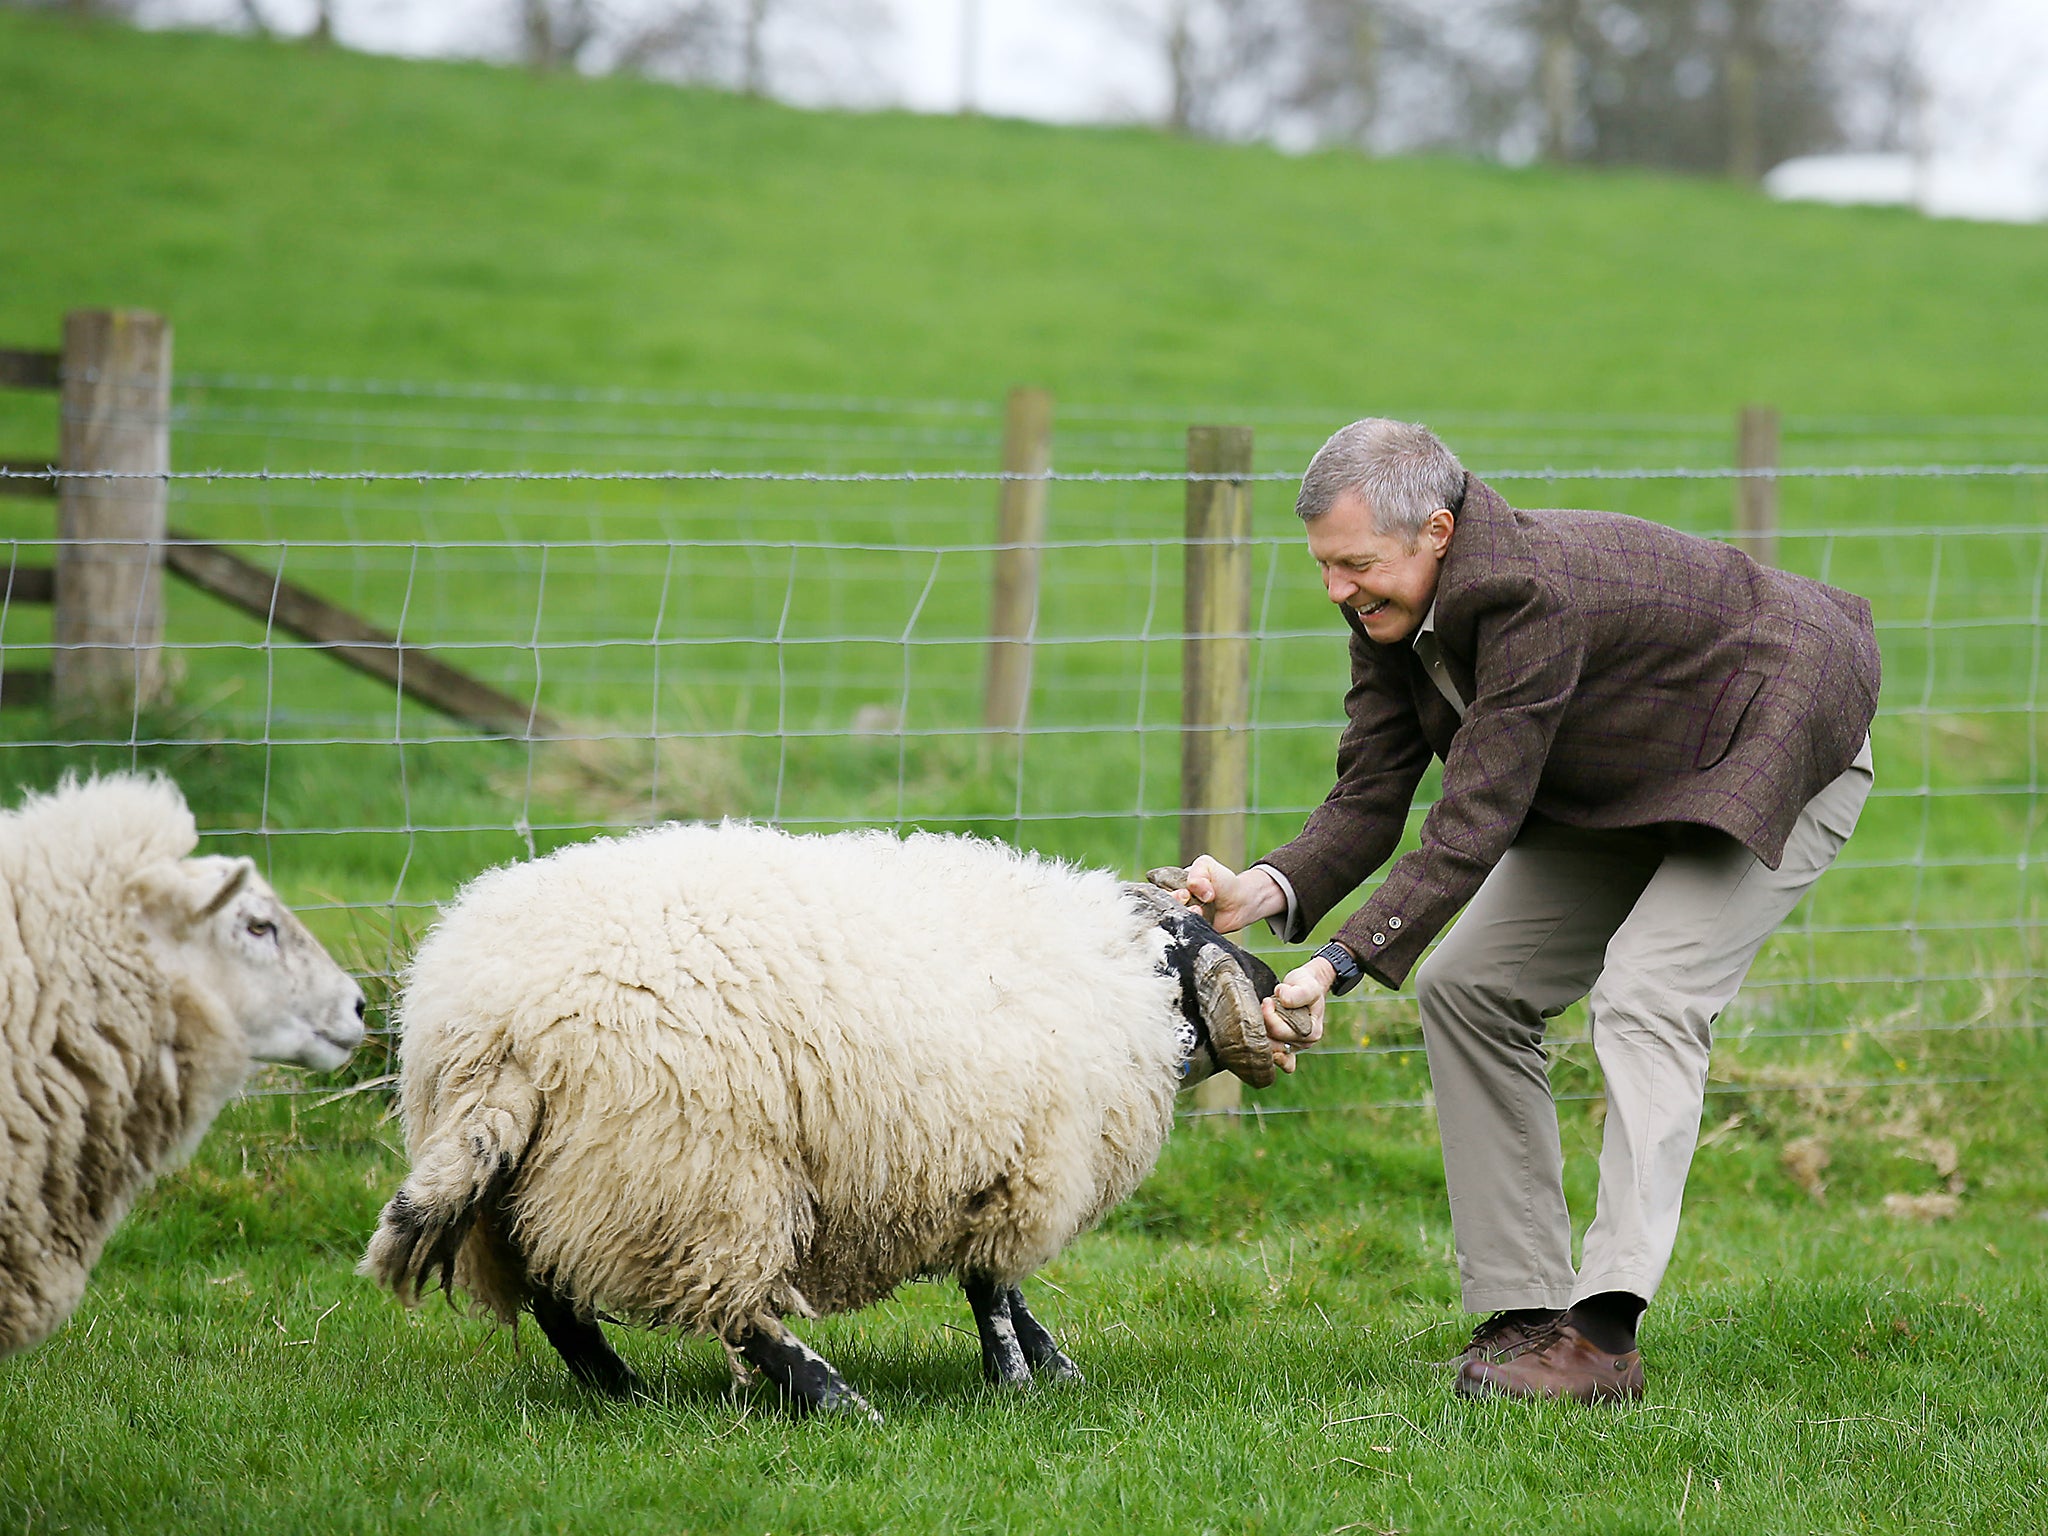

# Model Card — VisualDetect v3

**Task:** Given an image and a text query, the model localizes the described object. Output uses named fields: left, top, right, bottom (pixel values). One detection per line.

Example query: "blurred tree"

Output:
left=488, top=1, right=888, bottom=100
left=1106, top=0, right=1290, bottom=139
left=519, top=0, right=602, bottom=70
left=1523, top=0, right=1847, bottom=178
left=0, top=0, right=147, bottom=17
left=1282, top=0, right=1385, bottom=148
left=1524, top=0, right=1582, bottom=161
left=607, top=0, right=890, bottom=101
left=1113, top=0, right=1859, bottom=174
left=1828, top=0, right=1925, bottom=156
left=610, top=1, right=730, bottom=81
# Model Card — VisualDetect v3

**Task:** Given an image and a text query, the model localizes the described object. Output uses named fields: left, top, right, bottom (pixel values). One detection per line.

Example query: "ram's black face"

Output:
left=1154, top=903, right=1279, bottom=1007
left=1123, top=883, right=1278, bottom=1089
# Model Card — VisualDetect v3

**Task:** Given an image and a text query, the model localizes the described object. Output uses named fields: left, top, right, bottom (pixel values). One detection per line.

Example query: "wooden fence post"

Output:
left=1736, top=403, right=1779, bottom=567
left=52, top=308, right=172, bottom=718
left=982, top=387, right=1052, bottom=763
left=1182, top=424, right=1254, bottom=1118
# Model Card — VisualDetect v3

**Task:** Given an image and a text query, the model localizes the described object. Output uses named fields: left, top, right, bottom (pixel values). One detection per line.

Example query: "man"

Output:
left=1174, top=419, right=1878, bottom=1402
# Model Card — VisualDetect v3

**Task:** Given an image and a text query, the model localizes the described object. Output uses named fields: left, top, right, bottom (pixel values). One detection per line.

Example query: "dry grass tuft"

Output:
left=502, top=735, right=750, bottom=828
left=1881, top=1192, right=1961, bottom=1222
left=1780, top=1135, right=1831, bottom=1202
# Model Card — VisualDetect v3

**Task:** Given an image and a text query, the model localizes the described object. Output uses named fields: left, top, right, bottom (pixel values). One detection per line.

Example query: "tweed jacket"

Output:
left=1258, top=474, right=1881, bottom=988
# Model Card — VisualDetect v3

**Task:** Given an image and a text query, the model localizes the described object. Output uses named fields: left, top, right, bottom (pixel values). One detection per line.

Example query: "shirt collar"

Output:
left=1412, top=599, right=1440, bottom=648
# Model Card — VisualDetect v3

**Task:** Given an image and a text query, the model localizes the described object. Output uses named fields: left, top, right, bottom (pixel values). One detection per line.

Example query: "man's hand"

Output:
left=1163, top=855, right=1283, bottom=936
left=1262, top=959, right=1330, bottom=1074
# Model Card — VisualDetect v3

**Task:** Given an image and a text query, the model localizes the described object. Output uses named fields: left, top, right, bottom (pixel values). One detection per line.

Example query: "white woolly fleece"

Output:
left=392, top=822, right=1186, bottom=1338
left=0, top=775, right=232, bottom=1356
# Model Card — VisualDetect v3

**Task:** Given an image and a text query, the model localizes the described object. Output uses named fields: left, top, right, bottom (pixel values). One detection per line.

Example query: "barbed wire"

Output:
left=171, top=374, right=2048, bottom=438
left=1174, top=1072, right=1997, bottom=1120
left=314, top=1012, right=2048, bottom=1049
left=178, top=371, right=1005, bottom=417
left=6, top=463, right=2048, bottom=485
left=16, top=524, right=2048, bottom=555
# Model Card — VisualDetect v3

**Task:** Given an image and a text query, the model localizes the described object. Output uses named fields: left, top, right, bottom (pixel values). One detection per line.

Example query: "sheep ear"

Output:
left=194, top=858, right=254, bottom=919
left=127, top=861, right=198, bottom=936
left=126, top=857, right=252, bottom=935
left=1192, top=943, right=1277, bottom=1089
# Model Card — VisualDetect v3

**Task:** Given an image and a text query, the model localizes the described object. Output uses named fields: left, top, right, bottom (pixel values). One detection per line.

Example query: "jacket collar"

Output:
left=1431, top=473, right=1512, bottom=617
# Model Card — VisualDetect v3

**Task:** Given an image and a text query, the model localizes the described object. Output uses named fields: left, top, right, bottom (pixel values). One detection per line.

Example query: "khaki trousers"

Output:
left=1414, top=745, right=1873, bottom=1312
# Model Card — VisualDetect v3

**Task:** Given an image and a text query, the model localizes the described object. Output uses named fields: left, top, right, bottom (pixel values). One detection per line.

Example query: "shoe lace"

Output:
left=1471, top=1308, right=1564, bottom=1352
left=1469, top=1311, right=1515, bottom=1348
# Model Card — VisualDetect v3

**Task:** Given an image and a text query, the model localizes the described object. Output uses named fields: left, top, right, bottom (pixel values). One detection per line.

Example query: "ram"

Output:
left=1, top=774, right=365, bottom=1356
left=362, top=823, right=1287, bottom=1420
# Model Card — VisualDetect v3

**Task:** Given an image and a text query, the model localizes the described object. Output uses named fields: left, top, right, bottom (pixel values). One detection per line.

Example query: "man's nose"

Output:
left=1324, top=567, right=1354, bottom=603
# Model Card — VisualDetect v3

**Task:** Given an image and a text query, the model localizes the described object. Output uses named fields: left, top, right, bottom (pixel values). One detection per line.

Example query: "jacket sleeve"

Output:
left=1254, top=617, right=1433, bottom=942
left=1335, top=570, right=1587, bottom=986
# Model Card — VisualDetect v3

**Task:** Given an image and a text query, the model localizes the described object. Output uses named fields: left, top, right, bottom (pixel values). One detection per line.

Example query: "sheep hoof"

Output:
left=814, top=1384, right=885, bottom=1424
left=1007, top=1285, right=1084, bottom=1385
left=1030, top=1351, right=1084, bottom=1384
left=530, top=1291, right=642, bottom=1399
left=737, top=1321, right=878, bottom=1424
left=966, top=1277, right=1040, bottom=1392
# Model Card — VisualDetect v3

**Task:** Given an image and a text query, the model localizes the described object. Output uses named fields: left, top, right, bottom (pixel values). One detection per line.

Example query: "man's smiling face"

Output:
left=1306, top=490, right=1456, bottom=645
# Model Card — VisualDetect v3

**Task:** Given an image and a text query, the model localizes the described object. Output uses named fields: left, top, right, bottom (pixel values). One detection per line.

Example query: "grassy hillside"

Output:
left=2, top=8, right=2047, bottom=417
left=1, top=21, right=2044, bottom=1535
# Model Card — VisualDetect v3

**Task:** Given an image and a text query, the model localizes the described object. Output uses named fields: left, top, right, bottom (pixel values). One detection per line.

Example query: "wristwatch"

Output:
left=1314, top=940, right=1365, bottom=996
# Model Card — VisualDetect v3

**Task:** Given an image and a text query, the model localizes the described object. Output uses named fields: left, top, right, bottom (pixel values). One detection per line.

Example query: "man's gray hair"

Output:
left=1295, top=419, right=1465, bottom=540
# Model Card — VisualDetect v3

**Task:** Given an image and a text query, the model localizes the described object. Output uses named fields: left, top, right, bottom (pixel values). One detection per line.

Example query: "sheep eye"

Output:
left=246, top=919, right=277, bottom=940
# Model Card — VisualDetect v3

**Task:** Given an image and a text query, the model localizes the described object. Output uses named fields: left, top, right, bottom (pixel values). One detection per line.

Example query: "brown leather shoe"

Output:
left=1455, top=1319, right=1644, bottom=1403
left=1441, top=1308, right=1563, bottom=1369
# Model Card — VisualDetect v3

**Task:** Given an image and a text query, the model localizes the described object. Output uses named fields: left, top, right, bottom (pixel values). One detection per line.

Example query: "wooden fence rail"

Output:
left=162, top=531, right=562, bottom=741
left=1, top=309, right=561, bottom=739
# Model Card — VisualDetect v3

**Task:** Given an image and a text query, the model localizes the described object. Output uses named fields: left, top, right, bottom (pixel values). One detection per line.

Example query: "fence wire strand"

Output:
left=5, top=413, right=2044, bottom=1109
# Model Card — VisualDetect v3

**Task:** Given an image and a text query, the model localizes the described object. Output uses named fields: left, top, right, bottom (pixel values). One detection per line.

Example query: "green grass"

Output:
left=1, top=14, right=2046, bottom=1532
left=2, top=1087, right=2043, bottom=1535
left=2, top=10, right=2047, bottom=417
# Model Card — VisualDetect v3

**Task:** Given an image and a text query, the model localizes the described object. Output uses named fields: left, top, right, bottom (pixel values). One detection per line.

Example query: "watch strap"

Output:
left=1315, top=940, right=1364, bottom=995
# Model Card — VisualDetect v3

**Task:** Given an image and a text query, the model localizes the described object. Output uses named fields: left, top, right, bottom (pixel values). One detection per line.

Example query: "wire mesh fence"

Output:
left=2, top=371, right=2044, bottom=1113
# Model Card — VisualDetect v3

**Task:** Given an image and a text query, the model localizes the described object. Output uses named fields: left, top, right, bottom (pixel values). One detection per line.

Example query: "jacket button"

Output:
left=1388, top=916, right=1402, bottom=929
left=1372, top=933, right=1386, bottom=946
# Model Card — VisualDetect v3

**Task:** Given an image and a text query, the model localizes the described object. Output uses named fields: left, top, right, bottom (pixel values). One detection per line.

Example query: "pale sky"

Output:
left=135, top=0, right=2048, bottom=173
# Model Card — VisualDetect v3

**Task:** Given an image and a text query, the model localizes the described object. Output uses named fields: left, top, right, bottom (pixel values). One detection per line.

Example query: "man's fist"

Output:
left=1263, top=960, right=1330, bottom=1072
left=1146, top=854, right=1279, bottom=936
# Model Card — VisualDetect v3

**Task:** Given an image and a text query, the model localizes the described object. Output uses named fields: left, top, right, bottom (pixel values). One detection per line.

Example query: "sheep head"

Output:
left=1123, top=880, right=1279, bottom=1088
left=126, top=855, right=367, bottom=1072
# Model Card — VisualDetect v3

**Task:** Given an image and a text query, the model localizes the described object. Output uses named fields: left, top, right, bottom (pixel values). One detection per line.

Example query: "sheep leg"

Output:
left=529, top=1289, right=640, bottom=1399
left=735, top=1318, right=880, bottom=1423
left=1006, top=1286, right=1084, bottom=1383
left=962, top=1275, right=1033, bottom=1388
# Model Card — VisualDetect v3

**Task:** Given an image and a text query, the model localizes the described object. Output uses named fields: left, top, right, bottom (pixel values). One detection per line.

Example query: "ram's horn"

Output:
left=1122, top=880, right=1186, bottom=924
left=1192, top=942, right=1277, bottom=1089
left=1145, top=866, right=1190, bottom=893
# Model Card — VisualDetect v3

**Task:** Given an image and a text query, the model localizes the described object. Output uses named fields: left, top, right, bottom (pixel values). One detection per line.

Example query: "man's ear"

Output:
left=1426, top=507, right=1456, bottom=558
